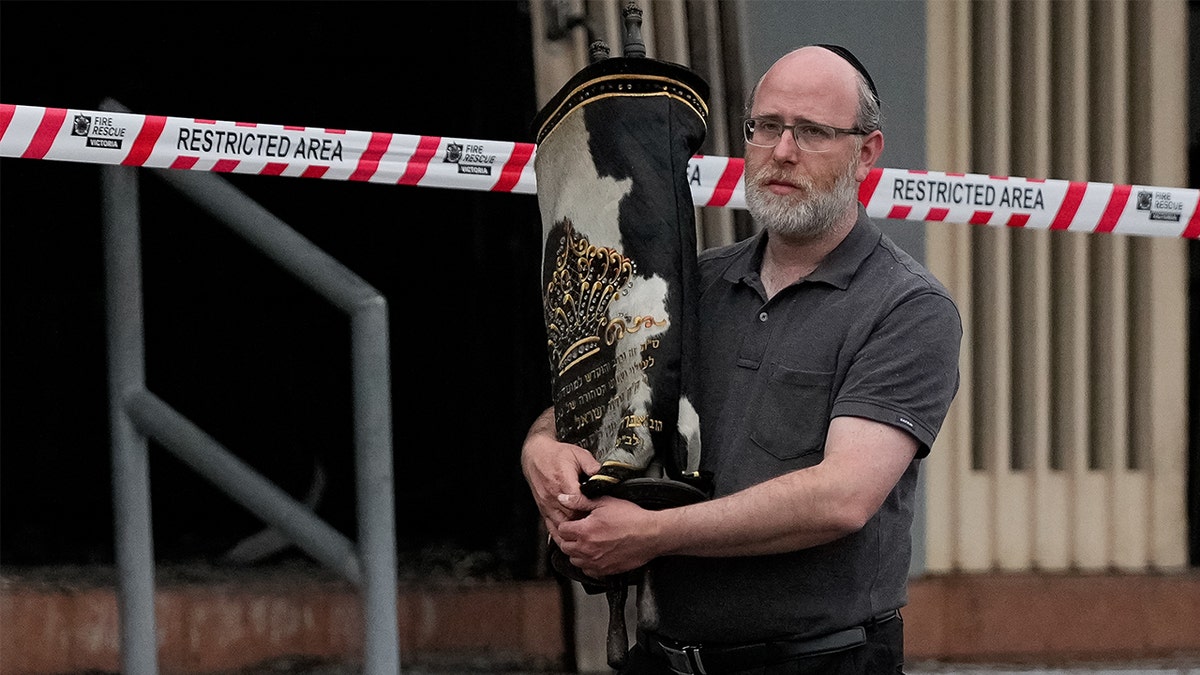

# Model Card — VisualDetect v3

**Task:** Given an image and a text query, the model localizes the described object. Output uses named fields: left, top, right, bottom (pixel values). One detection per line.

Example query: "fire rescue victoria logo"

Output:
left=71, top=114, right=127, bottom=150
left=1136, top=189, right=1184, bottom=222
left=442, top=142, right=496, bottom=176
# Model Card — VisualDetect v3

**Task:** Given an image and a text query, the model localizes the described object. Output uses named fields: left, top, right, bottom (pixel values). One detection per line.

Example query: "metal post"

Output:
left=101, top=163, right=160, bottom=675
left=352, top=300, right=400, bottom=673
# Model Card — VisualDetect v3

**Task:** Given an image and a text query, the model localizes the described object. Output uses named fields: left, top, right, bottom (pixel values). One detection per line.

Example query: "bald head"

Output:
left=747, top=46, right=881, bottom=133
left=740, top=45, right=886, bottom=241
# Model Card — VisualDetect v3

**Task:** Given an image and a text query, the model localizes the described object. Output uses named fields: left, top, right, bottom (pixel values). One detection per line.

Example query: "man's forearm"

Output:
left=650, top=464, right=859, bottom=558
left=649, top=416, right=919, bottom=559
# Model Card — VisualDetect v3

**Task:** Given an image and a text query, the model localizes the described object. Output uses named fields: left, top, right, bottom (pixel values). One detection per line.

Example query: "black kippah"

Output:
left=815, top=44, right=880, bottom=108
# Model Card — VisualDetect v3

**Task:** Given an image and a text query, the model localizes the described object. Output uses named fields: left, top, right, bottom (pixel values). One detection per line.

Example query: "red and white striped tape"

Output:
left=3, top=103, right=1198, bottom=240
left=859, top=167, right=1200, bottom=240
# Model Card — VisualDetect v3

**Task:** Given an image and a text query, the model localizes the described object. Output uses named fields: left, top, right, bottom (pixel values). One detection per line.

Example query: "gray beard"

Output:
left=745, top=160, right=859, bottom=240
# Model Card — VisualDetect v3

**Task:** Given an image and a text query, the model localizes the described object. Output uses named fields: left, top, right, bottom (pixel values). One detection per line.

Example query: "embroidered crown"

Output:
left=544, top=219, right=635, bottom=376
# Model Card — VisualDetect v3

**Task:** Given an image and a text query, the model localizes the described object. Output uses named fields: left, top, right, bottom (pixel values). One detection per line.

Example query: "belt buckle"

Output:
left=660, top=641, right=707, bottom=675
left=682, top=645, right=707, bottom=675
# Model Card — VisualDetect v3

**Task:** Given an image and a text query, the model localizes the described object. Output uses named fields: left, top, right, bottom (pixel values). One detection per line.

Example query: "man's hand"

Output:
left=555, top=494, right=657, bottom=578
left=520, top=407, right=601, bottom=538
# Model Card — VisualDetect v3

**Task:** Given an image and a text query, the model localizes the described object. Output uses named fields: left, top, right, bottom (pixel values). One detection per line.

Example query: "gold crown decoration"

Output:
left=544, top=219, right=636, bottom=376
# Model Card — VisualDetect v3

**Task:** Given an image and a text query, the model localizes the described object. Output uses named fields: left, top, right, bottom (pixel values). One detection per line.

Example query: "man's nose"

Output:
left=771, top=134, right=803, bottom=163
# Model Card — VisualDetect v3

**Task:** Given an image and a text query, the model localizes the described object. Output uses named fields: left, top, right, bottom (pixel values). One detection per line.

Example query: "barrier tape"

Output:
left=3, top=103, right=1198, bottom=240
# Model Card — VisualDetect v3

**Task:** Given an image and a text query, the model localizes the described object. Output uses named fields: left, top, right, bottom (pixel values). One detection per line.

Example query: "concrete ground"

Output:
left=405, top=657, right=1200, bottom=674
left=468, top=656, right=1200, bottom=673
left=247, top=656, right=1200, bottom=674
left=906, top=662, right=1200, bottom=675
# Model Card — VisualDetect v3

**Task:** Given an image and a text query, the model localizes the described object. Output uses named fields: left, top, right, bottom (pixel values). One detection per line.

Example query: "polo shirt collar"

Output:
left=723, top=205, right=882, bottom=291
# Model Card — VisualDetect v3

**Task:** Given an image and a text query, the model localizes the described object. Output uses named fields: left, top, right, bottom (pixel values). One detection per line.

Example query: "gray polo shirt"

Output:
left=642, top=207, right=962, bottom=644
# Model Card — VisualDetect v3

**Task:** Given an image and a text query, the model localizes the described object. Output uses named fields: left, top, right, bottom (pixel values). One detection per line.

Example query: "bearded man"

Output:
left=521, top=44, right=963, bottom=675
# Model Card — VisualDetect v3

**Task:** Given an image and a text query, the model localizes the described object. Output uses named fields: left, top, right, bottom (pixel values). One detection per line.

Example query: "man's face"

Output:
left=743, top=50, right=866, bottom=240
left=744, top=140, right=860, bottom=240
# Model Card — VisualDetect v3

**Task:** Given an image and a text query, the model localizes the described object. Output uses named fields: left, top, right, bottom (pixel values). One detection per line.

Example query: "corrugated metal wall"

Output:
left=923, top=0, right=1190, bottom=573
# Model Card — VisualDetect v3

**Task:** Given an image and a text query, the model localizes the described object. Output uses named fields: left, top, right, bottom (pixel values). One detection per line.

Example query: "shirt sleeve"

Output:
left=830, top=288, right=963, bottom=457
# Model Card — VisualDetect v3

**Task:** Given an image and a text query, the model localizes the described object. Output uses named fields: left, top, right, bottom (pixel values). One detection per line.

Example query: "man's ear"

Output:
left=856, top=130, right=885, bottom=181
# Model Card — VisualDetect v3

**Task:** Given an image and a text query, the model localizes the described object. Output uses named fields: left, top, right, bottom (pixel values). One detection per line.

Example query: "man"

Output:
left=522, top=45, right=962, bottom=674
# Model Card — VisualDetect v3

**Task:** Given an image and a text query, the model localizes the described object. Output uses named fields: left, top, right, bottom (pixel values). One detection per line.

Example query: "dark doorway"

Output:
left=0, top=1, right=552, bottom=578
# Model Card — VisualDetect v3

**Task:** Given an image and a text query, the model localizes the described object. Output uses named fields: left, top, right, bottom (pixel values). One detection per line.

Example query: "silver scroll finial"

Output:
left=590, top=39, right=611, bottom=63
left=622, top=1, right=646, bottom=58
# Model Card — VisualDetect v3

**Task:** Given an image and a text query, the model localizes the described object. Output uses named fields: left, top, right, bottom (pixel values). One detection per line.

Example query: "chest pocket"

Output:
left=749, top=366, right=833, bottom=462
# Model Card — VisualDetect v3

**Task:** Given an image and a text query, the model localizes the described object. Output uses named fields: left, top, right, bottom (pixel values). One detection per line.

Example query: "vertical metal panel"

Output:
left=1094, top=0, right=1147, bottom=569
left=1011, top=0, right=1060, bottom=571
left=974, top=0, right=1035, bottom=572
left=953, top=1, right=992, bottom=572
left=1087, top=225, right=1131, bottom=569
left=1129, top=0, right=1190, bottom=571
left=924, top=0, right=979, bottom=573
left=650, top=0, right=689, bottom=64
left=1086, top=0, right=1136, bottom=571
left=687, top=0, right=738, bottom=249
left=962, top=0, right=1011, bottom=572
left=1044, top=0, right=1104, bottom=572
left=1136, top=233, right=1191, bottom=571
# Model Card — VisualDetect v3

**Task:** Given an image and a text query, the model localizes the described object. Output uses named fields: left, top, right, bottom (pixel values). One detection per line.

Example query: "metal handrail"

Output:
left=101, top=100, right=400, bottom=674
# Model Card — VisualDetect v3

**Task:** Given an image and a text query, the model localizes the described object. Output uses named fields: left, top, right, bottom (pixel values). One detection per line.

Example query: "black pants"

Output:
left=618, top=612, right=905, bottom=675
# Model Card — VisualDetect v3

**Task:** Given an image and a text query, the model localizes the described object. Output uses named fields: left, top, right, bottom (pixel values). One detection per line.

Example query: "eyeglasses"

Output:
left=743, top=117, right=870, bottom=153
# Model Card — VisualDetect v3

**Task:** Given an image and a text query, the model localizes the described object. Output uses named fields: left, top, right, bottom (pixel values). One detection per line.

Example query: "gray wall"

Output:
left=734, top=0, right=928, bottom=262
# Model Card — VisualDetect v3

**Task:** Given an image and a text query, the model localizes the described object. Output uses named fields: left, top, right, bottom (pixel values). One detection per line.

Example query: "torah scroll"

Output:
left=534, top=53, right=710, bottom=500
left=531, top=29, right=713, bottom=669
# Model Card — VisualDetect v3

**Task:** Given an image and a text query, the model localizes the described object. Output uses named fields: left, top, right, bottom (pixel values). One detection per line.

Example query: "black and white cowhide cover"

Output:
left=532, top=55, right=713, bottom=668
left=535, top=53, right=710, bottom=667
left=535, top=56, right=710, bottom=501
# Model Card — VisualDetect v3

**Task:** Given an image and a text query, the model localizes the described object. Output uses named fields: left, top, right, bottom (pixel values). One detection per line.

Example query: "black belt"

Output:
left=648, top=610, right=898, bottom=675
